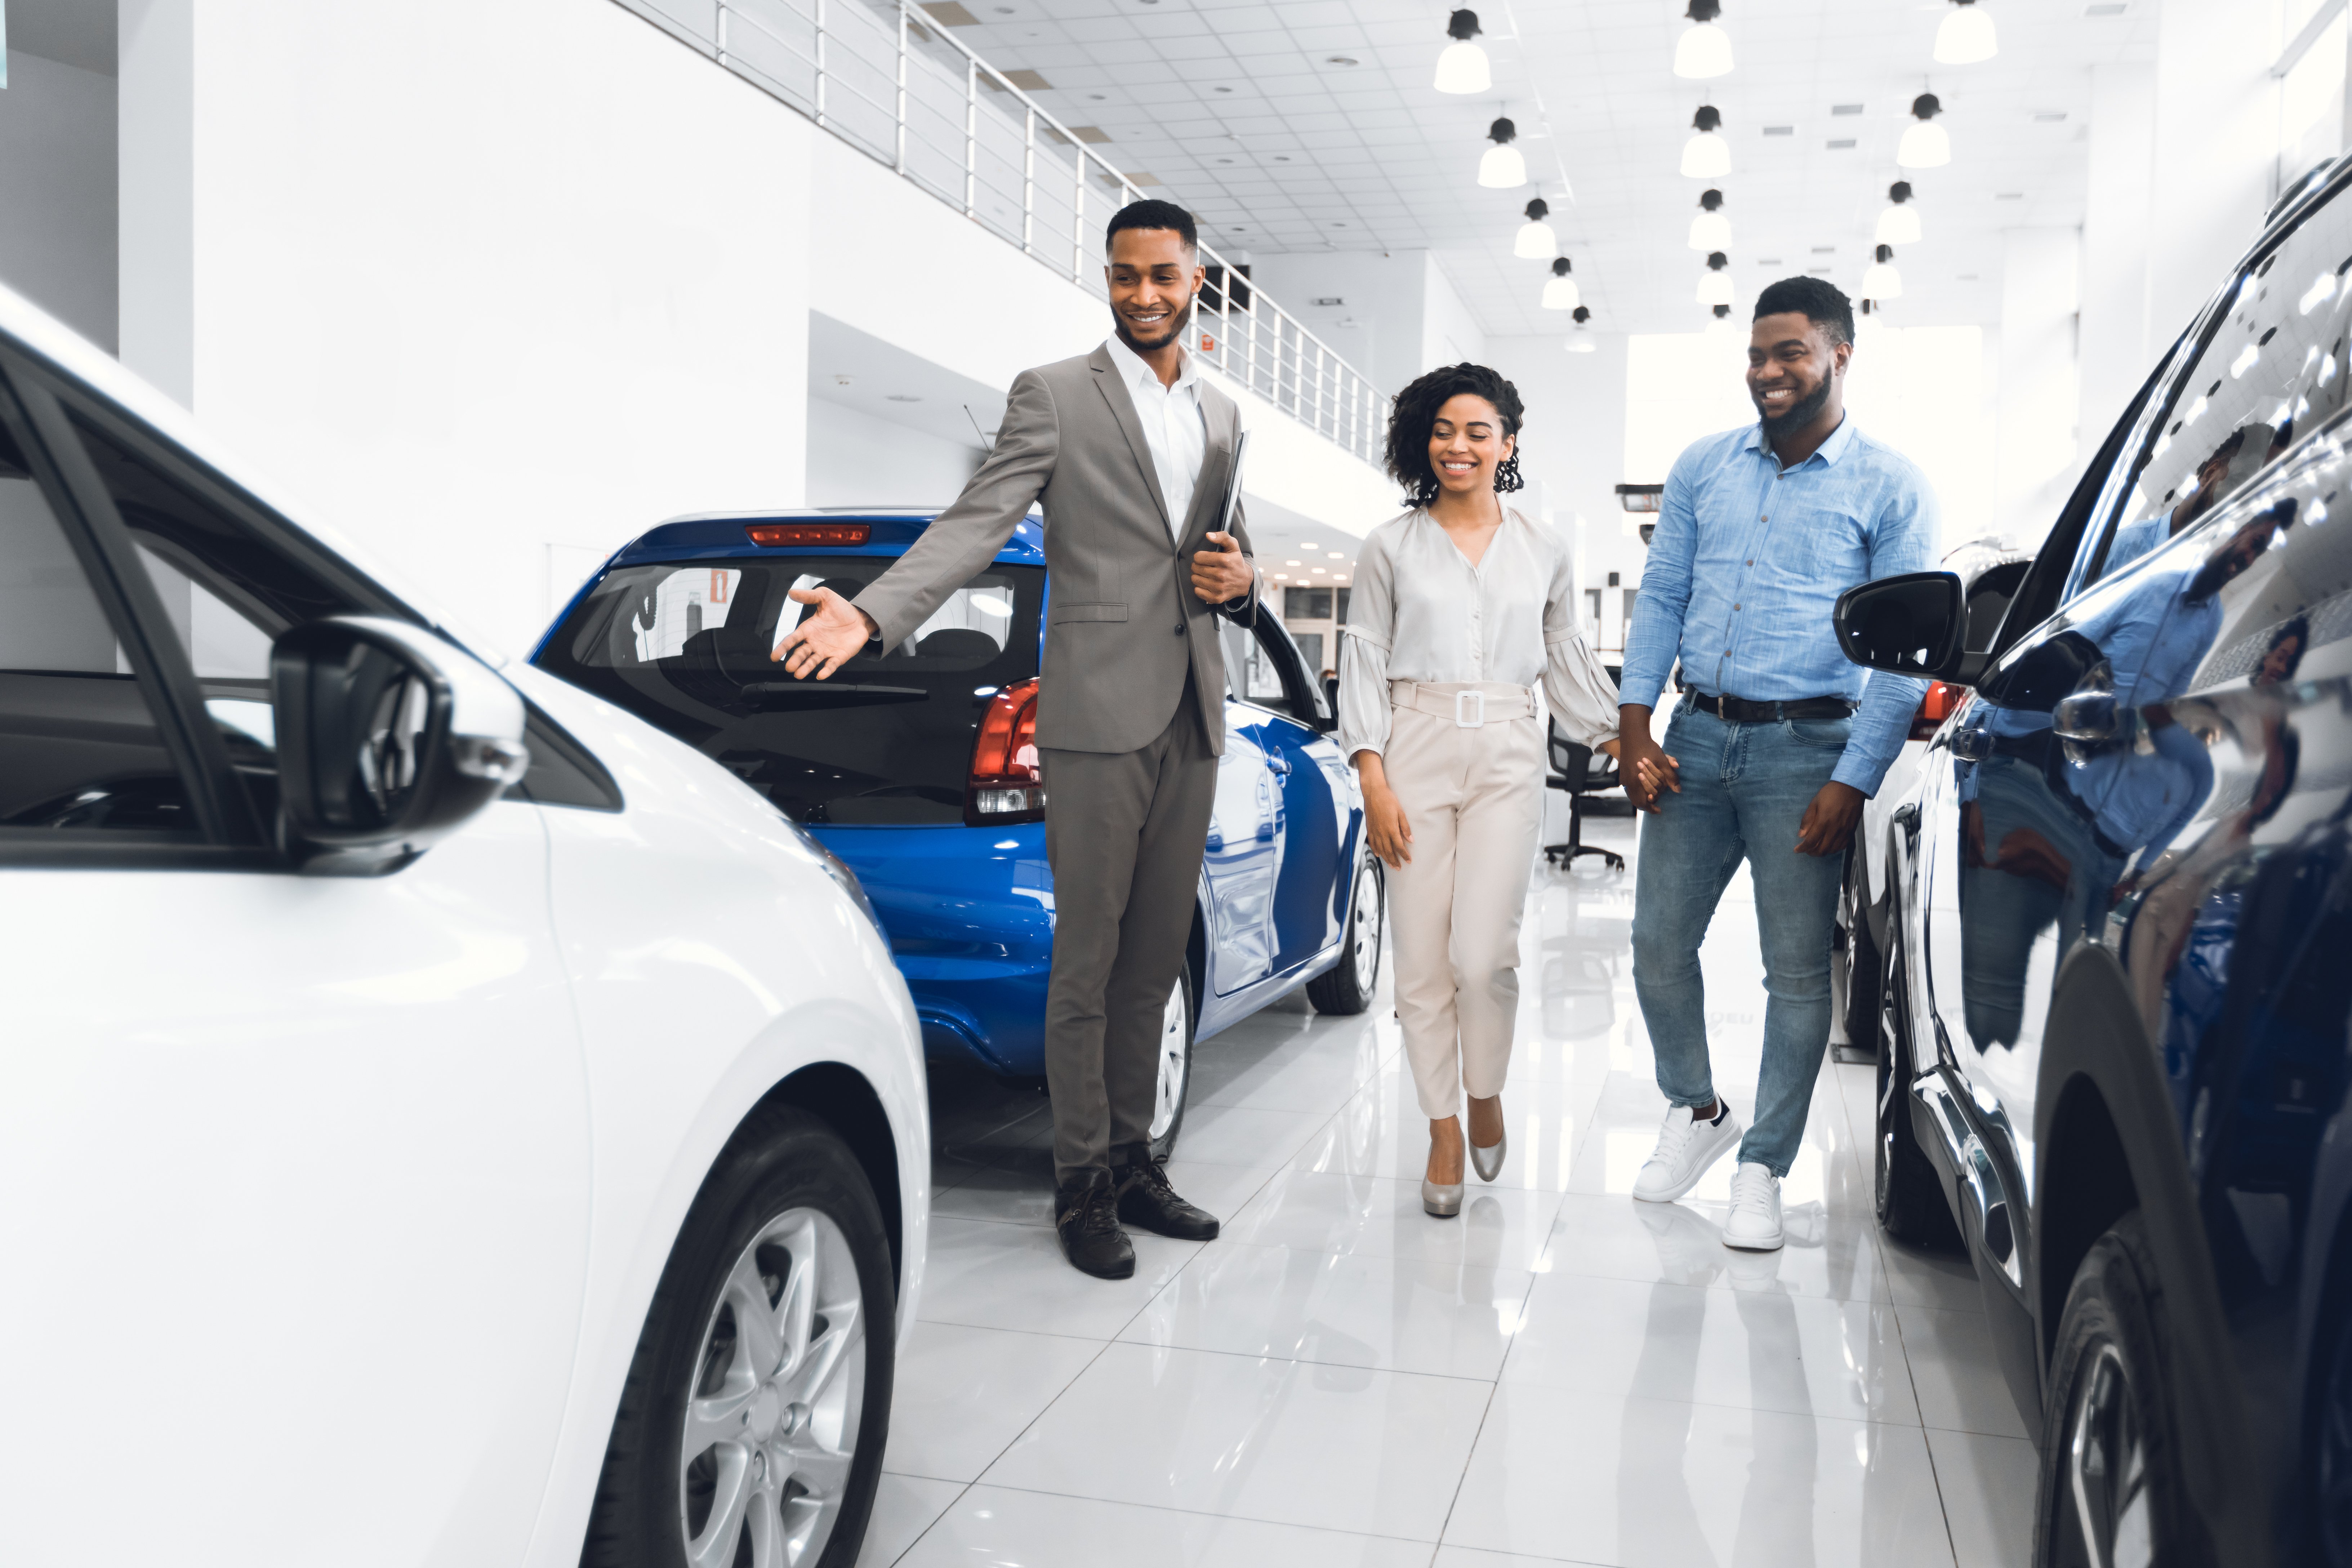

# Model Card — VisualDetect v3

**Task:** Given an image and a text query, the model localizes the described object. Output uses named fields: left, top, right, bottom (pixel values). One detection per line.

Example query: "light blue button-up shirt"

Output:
left=1621, top=416, right=1939, bottom=796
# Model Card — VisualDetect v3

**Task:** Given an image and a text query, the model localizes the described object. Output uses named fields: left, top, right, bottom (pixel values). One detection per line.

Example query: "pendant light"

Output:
left=1706, top=302, right=1740, bottom=340
left=1681, top=106, right=1732, bottom=179
left=1875, top=181, right=1921, bottom=246
left=1673, top=0, right=1735, bottom=79
left=1862, top=244, right=1904, bottom=299
left=1434, top=10, right=1492, bottom=95
left=1934, top=0, right=1997, bottom=65
left=1898, top=94, right=1951, bottom=169
left=1689, top=188, right=1731, bottom=251
left=1514, top=198, right=1558, bottom=259
left=1542, top=257, right=1580, bottom=310
left=1566, top=304, right=1596, bottom=352
left=1696, top=251, right=1733, bottom=306
left=1479, top=117, right=1528, bottom=189
left=1857, top=298, right=1888, bottom=343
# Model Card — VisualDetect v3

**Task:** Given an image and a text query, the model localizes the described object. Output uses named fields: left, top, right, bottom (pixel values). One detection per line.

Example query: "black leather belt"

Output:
left=1685, top=690, right=1857, bottom=723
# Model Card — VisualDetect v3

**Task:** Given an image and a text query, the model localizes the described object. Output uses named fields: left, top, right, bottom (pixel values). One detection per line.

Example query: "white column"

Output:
left=117, top=0, right=194, bottom=405
left=2146, top=0, right=2287, bottom=337
left=1994, top=227, right=2081, bottom=552
left=2079, top=63, right=2152, bottom=460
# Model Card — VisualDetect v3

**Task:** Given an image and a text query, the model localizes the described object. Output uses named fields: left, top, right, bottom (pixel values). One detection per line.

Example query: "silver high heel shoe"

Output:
left=1471, top=1128, right=1507, bottom=1183
left=1422, top=1177, right=1464, bottom=1217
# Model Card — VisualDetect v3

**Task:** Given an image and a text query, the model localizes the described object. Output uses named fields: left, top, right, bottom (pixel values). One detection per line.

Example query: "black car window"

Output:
left=0, top=411, right=203, bottom=839
left=541, top=554, right=1044, bottom=824
left=2078, top=178, right=2352, bottom=591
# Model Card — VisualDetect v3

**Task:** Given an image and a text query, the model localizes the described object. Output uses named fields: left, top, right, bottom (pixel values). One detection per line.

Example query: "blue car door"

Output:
left=1205, top=636, right=1278, bottom=995
left=1224, top=616, right=1350, bottom=975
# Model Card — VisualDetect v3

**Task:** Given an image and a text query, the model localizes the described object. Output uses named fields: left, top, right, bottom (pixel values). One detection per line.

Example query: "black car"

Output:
left=1839, top=159, right=2352, bottom=1568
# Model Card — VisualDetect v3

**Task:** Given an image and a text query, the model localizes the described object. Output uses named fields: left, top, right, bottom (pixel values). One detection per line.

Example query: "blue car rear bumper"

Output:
left=809, top=821, right=1056, bottom=1075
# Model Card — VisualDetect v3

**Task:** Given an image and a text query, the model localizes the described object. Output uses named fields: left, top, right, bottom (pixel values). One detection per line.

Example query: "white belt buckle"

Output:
left=1454, top=690, right=1487, bottom=729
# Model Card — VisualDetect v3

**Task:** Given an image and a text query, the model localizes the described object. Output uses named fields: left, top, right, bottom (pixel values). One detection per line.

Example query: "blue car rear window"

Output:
left=541, top=554, right=1043, bottom=824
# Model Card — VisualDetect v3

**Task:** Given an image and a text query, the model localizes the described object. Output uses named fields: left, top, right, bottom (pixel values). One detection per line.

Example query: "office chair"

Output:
left=1543, top=718, right=1625, bottom=872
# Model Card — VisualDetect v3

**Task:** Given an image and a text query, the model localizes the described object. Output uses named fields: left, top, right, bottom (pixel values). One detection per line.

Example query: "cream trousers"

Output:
left=1382, top=682, right=1546, bottom=1120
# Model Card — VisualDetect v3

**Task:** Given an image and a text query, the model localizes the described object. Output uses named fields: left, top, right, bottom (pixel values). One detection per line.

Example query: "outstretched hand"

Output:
left=1191, top=531, right=1254, bottom=604
left=770, top=587, right=877, bottom=681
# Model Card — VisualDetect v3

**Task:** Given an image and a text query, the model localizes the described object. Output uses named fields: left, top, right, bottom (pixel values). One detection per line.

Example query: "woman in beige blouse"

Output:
left=1339, top=364, right=1623, bottom=1216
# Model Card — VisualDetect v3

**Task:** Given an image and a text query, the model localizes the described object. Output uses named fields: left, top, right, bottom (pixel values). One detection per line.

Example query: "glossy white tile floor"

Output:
left=860, top=815, right=2040, bottom=1568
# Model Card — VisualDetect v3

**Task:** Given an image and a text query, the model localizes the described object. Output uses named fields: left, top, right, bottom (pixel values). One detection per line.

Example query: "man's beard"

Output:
left=1756, top=375, right=1832, bottom=435
left=1116, top=294, right=1194, bottom=354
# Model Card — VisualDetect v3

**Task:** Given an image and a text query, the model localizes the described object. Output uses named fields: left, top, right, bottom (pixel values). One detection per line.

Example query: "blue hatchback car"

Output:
left=534, top=510, right=1384, bottom=1153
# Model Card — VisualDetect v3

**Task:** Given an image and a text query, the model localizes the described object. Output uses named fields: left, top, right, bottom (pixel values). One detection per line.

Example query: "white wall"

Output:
left=1420, top=255, right=1488, bottom=371
left=1244, top=250, right=1425, bottom=398
left=0, top=48, right=116, bottom=353
left=2148, top=0, right=2288, bottom=343
left=1993, top=227, right=2083, bottom=552
left=121, top=0, right=817, bottom=657
left=119, top=0, right=190, bottom=401
left=2080, top=63, right=2156, bottom=459
left=805, top=397, right=981, bottom=509
left=1483, top=333, right=1643, bottom=650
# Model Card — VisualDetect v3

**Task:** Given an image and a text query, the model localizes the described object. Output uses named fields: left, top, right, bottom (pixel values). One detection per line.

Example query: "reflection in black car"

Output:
left=1843, top=162, right=2352, bottom=1567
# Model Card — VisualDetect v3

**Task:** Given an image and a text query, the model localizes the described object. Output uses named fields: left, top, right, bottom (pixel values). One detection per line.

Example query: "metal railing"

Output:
left=618, top=0, right=1387, bottom=463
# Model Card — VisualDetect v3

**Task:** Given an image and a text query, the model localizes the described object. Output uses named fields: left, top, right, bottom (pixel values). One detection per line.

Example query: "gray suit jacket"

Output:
left=851, top=343, right=1260, bottom=756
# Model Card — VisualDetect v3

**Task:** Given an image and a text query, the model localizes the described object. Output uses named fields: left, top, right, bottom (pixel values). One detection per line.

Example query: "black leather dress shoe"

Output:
left=1054, top=1170, right=1136, bottom=1280
left=1115, top=1149, right=1220, bottom=1240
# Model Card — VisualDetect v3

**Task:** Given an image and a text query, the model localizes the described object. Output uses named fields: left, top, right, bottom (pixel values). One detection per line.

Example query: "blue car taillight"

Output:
left=967, top=678, right=1044, bottom=825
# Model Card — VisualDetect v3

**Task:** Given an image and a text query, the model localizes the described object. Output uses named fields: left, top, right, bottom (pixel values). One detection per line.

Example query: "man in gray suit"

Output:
left=775, top=199, right=1260, bottom=1279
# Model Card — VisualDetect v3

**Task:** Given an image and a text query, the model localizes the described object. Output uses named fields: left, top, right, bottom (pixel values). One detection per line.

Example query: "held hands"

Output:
left=1616, top=709, right=1683, bottom=815
left=770, top=587, right=878, bottom=681
left=1191, top=532, right=1254, bottom=604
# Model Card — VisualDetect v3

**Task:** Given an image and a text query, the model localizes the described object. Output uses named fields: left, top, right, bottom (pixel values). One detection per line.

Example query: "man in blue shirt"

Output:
left=1616, top=277, right=1936, bottom=1250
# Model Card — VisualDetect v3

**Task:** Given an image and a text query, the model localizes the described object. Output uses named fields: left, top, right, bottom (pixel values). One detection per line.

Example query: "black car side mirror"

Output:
left=1834, top=571, right=1967, bottom=682
left=271, top=616, right=529, bottom=872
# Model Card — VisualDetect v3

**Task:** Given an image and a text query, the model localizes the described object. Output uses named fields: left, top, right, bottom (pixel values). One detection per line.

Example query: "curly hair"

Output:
left=1384, top=362, right=1526, bottom=508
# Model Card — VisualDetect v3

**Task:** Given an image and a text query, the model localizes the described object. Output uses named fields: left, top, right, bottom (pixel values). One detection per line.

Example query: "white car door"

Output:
left=0, top=377, right=591, bottom=1564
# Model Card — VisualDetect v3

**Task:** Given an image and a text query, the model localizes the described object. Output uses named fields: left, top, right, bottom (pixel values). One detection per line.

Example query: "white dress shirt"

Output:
left=1105, top=333, right=1207, bottom=539
left=1337, top=507, right=1620, bottom=759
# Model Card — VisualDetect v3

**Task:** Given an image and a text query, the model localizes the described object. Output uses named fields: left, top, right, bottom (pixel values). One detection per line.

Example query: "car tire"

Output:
left=1833, top=845, right=1883, bottom=1059
left=2035, top=1211, right=2193, bottom=1568
left=1876, top=921, right=1961, bottom=1249
left=2314, top=1280, right=2352, bottom=1563
left=1306, top=855, right=1385, bottom=1017
left=1149, top=953, right=1198, bottom=1161
left=581, top=1106, right=894, bottom=1568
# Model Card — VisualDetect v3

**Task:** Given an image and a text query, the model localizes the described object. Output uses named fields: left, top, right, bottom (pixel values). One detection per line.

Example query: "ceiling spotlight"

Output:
left=1479, top=117, right=1528, bottom=188
left=1542, top=257, right=1580, bottom=310
left=1697, top=251, right=1734, bottom=306
left=1876, top=181, right=1922, bottom=245
left=1435, top=9, right=1491, bottom=94
left=1862, top=244, right=1904, bottom=298
left=1898, top=94, right=1951, bottom=168
left=1567, top=304, right=1597, bottom=352
left=1682, top=106, right=1732, bottom=179
left=1689, top=188, right=1731, bottom=251
left=1674, top=0, right=1735, bottom=79
left=1934, top=0, right=1997, bottom=64
left=1514, top=198, right=1559, bottom=259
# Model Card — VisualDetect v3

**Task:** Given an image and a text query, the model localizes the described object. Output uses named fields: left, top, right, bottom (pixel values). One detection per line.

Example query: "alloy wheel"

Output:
left=2059, top=1341, right=2155, bottom=1568
left=1150, top=974, right=1191, bottom=1141
left=1350, top=859, right=1384, bottom=994
left=1875, top=940, right=1903, bottom=1220
left=679, top=1208, right=867, bottom=1568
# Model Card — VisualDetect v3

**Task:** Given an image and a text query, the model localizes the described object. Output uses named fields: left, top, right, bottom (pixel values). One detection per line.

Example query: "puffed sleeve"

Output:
left=1337, top=528, right=1396, bottom=761
left=1541, top=531, right=1620, bottom=750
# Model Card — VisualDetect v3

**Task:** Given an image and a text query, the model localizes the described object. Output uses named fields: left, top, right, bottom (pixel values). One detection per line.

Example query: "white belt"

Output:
left=1389, top=680, right=1537, bottom=729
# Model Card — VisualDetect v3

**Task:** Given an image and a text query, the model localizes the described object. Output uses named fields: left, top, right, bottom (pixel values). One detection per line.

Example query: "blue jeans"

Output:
left=1631, top=700, right=1850, bottom=1177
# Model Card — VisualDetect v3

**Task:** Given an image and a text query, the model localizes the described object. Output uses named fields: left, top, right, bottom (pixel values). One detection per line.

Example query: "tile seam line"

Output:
left=878, top=1476, right=975, bottom=1568
left=946, top=1476, right=1459, bottom=1548
left=1890, top=1243, right=1967, bottom=1565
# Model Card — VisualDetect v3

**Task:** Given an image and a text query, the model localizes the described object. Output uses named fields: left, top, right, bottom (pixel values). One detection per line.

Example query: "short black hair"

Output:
left=1104, top=199, right=1198, bottom=257
left=1384, top=363, right=1524, bottom=508
left=1754, top=276, right=1856, bottom=348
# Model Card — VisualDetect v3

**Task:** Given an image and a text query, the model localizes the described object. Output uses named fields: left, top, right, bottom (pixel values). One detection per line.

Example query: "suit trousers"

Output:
left=1383, top=685, right=1547, bottom=1120
left=1038, top=680, right=1218, bottom=1186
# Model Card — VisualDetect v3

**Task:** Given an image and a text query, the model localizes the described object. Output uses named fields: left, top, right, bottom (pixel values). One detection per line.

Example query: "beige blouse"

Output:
left=1337, top=506, right=1620, bottom=759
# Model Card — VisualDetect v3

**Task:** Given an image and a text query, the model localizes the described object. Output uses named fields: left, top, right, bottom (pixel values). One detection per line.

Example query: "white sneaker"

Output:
left=1631, top=1102, right=1743, bottom=1203
left=1724, top=1162, right=1784, bottom=1251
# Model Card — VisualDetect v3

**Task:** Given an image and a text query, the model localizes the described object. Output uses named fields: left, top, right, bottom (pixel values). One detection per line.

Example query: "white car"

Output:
left=0, top=283, right=927, bottom=1567
left=1829, top=536, right=2031, bottom=1059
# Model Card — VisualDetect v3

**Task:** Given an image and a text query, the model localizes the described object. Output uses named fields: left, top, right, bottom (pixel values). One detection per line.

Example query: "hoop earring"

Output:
left=1493, top=452, right=1525, bottom=494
